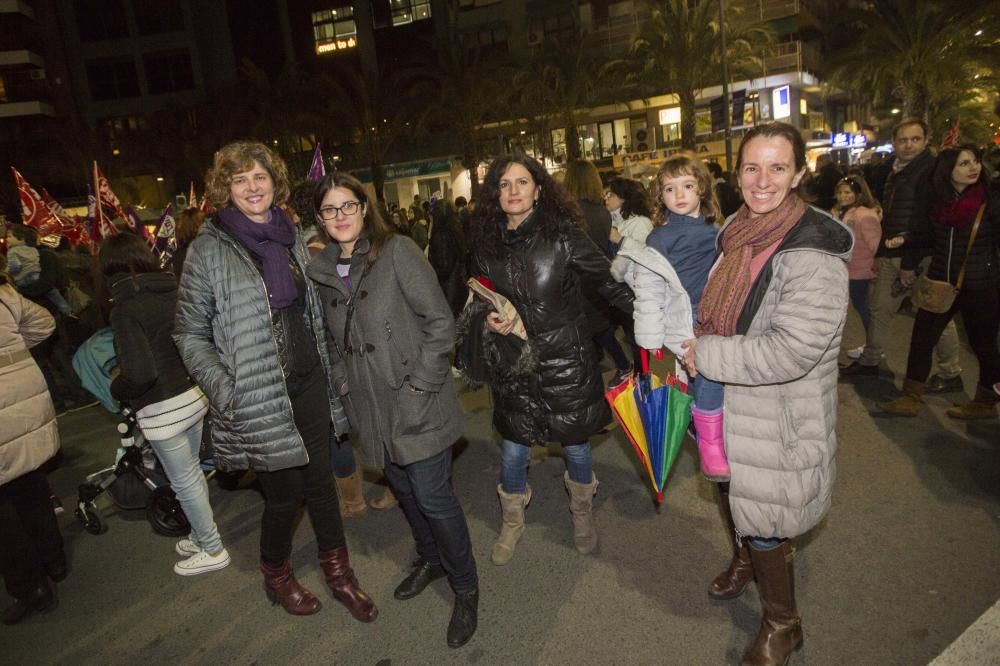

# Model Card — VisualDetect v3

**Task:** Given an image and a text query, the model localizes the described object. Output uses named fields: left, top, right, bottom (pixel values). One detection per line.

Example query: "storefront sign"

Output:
left=353, top=158, right=452, bottom=183
left=317, top=37, right=357, bottom=54
left=772, top=85, right=791, bottom=120
left=832, top=133, right=869, bottom=149
left=612, top=145, right=710, bottom=169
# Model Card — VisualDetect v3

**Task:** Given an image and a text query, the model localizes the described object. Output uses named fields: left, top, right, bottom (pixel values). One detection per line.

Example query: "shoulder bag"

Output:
left=911, top=204, right=985, bottom=314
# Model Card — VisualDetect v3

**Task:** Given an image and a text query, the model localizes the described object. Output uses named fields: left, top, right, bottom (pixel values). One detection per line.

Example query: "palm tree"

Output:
left=627, top=0, right=769, bottom=150
left=824, top=0, right=999, bottom=126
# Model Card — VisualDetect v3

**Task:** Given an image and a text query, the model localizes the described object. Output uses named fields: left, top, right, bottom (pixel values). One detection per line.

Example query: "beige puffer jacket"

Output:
left=0, top=284, right=59, bottom=485
left=696, top=207, right=853, bottom=539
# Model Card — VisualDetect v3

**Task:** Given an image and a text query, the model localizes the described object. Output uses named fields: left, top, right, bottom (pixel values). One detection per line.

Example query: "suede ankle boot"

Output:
left=318, top=547, right=378, bottom=622
left=260, top=560, right=321, bottom=616
left=709, top=491, right=754, bottom=600
left=741, top=541, right=803, bottom=666
left=563, top=472, right=599, bottom=554
left=692, top=406, right=730, bottom=482
left=946, top=385, right=999, bottom=420
left=491, top=484, right=531, bottom=565
left=334, top=471, right=368, bottom=518
left=877, top=378, right=925, bottom=417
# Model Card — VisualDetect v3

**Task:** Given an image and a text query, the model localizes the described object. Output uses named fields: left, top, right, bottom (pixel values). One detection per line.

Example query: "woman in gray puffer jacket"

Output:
left=681, top=123, right=852, bottom=666
left=173, top=141, right=376, bottom=622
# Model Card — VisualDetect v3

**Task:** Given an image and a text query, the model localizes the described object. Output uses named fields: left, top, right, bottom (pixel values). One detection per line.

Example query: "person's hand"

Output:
left=899, top=269, right=917, bottom=287
left=884, top=235, right=905, bottom=250
left=680, top=338, right=698, bottom=377
left=609, top=228, right=623, bottom=244
left=486, top=312, right=515, bottom=336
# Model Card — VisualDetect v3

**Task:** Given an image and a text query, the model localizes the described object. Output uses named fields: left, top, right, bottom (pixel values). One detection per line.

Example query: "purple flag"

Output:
left=307, top=143, right=326, bottom=182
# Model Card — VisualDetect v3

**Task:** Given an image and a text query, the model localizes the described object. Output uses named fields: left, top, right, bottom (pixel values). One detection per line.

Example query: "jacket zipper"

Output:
left=946, top=228, right=954, bottom=282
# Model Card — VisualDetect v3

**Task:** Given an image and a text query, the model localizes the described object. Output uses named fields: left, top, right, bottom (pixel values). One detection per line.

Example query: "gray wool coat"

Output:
left=173, top=216, right=350, bottom=472
left=696, top=207, right=853, bottom=540
left=307, top=234, right=463, bottom=468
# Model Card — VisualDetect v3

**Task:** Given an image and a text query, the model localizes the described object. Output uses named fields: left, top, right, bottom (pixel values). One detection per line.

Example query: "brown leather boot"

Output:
left=741, top=541, right=803, bottom=666
left=709, top=491, right=754, bottom=600
left=334, top=472, right=368, bottom=518
left=318, top=547, right=378, bottom=623
left=260, top=560, right=321, bottom=616
left=946, top=385, right=999, bottom=420
left=876, top=378, right=925, bottom=417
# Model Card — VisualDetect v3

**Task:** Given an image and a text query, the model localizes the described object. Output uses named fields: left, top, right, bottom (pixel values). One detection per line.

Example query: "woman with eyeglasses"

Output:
left=306, top=172, right=479, bottom=649
left=173, top=141, right=377, bottom=622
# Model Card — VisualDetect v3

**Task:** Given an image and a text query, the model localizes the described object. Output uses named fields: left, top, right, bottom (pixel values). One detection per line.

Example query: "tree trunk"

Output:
left=565, top=121, right=581, bottom=161
left=903, top=84, right=929, bottom=122
left=680, top=89, right=697, bottom=150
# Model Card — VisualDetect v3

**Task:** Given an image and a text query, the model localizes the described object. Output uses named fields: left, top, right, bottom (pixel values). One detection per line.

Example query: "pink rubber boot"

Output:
left=691, top=406, right=730, bottom=482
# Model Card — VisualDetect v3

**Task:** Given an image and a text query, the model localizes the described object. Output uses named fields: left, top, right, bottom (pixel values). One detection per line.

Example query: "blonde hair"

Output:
left=204, top=141, right=290, bottom=209
left=653, top=153, right=720, bottom=226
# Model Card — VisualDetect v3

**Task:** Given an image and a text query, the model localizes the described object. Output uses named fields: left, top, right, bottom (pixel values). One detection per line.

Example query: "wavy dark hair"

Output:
left=312, top=171, right=394, bottom=260
left=470, top=153, right=581, bottom=262
left=931, top=144, right=986, bottom=204
left=606, top=177, right=652, bottom=220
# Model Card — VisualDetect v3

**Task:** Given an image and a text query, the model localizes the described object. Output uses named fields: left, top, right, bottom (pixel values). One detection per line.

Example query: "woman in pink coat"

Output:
left=833, top=175, right=882, bottom=337
left=0, top=253, right=65, bottom=624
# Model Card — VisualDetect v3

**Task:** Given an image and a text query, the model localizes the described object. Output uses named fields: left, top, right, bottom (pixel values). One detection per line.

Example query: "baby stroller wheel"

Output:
left=146, top=486, right=190, bottom=537
left=76, top=503, right=107, bottom=535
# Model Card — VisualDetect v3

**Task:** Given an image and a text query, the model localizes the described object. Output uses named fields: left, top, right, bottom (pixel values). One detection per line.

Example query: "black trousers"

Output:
left=0, top=469, right=65, bottom=599
left=383, top=446, right=478, bottom=593
left=905, top=287, right=1000, bottom=389
left=256, top=372, right=346, bottom=564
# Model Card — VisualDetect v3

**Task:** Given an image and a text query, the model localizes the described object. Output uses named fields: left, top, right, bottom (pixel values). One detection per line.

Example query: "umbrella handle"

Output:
left=640, top=348, right=650, bottom=375
left=655, top=349, right=664, bottom=361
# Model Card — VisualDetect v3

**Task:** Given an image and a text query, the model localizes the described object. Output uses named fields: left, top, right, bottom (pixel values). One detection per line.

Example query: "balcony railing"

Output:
left=731, top=0, right=822, bottom=25
left=591, top=10, right=650, bottom=57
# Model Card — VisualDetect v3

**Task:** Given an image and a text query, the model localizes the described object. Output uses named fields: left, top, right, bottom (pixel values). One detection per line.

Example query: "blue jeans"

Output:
left=330, top=433, right=357, bottom=478
left=500, top=439, right=593, bottom=494
left=849, top=279, right=871, bottom=331
left=692, top=375, right=724, bottom=411
left=383, top=447, right=478, bottom=593
left=749, top=537, right=783, bottom=550
left=149, top=419, right=224, bottom=554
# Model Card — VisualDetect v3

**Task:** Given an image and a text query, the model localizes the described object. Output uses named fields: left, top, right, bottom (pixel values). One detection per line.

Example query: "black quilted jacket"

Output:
left=471, top=214, right=633, bottom=445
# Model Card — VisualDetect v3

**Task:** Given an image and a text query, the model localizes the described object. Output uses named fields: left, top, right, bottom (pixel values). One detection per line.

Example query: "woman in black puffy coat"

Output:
left=468, top=153, right=632, bottom=566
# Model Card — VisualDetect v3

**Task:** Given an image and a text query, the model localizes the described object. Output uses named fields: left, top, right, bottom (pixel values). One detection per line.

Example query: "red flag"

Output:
left=189, top=181, right=197, bottom=208
left=93, top=161, right=129, bottom=223
left=941, top=119, right=960, bottom=149
left=10, top=167, right=63, bottom=238
left=92, top=161, right=120, bottom=241
left=198, top=192, right=215, bottom=214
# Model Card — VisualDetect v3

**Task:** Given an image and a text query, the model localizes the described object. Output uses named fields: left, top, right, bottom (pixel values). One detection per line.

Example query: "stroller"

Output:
left=72, top=327, right=201, bottom=537
left=75, top=405, right=192, bottom=537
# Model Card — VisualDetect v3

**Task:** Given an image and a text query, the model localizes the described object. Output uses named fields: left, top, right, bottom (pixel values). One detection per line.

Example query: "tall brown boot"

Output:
left=876, top=378, right=925, bottom=417
left=709, top=490, right=754, bottom=600
left=563, top=472, right=599, bottom=554
left=946, top=385, right=999, bottom=420
left=318, top=547, right=378, bottom=623
left=741, top=541, right=803, bottom=666
left=334, top=472, right=368, bottom=518
left=491, top=484, right=531, bottom=565
left=260, top=560, right=321, bottom=616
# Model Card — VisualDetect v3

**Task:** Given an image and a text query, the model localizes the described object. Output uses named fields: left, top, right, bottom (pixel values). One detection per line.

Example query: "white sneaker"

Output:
left=846, top=347, right=885, bottom=360
left=174, top=548, right=231, bottom=576
left=175, top=538, right=201, bottom=556
left=451, top=366, right=463, bottom=378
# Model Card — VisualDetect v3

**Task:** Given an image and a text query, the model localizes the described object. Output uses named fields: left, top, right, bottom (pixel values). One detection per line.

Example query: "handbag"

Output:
left=911, top=204, right=985, bottom=314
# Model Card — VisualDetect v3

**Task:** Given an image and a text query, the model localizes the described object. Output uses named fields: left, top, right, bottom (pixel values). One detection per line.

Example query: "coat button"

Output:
left=365, top=343, right=375, bottom=353
left=360, top=290, right=368, bottom=299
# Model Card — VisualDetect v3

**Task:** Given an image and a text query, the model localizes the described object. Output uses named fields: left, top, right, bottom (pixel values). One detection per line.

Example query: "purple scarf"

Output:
left=218, top=205, right=298, bottom=308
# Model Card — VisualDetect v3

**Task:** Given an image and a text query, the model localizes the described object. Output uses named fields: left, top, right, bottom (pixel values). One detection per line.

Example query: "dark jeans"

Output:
left=906, top=287, right=1000, bottom=389
left=849, top=278, right=871, bottom=331
left=256, top=373, right=345, bottom=564
left=593, top=325, right=631, bottom=371
left=0, top=469, right=65, bottom=599
left=330, top=433, right=357, bottom=478
left=383, top=446, right=478, bottom=593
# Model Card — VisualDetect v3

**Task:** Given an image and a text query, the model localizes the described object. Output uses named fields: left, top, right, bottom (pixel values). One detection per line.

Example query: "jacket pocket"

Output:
left=776, top=386, right=797, bottom=449
left=393, top=384, right=445, bottom=438
left=382, top=320, right=410, bottom=388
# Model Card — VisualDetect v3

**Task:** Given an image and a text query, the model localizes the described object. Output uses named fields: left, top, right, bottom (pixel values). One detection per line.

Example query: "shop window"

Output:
left=391, top=0, right=432, bottom=27
left=144, top=50, right=195, bottom=95
left=312, top=6, right=358, bottom=54
left=86, top=58, right=140, bottom=101
left=133, top=0, right=184, bottom=36
left=76, top=0, right=129, bottom=42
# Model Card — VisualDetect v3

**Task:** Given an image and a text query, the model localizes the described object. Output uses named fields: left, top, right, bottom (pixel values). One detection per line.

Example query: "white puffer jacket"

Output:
left=610, top=237, right=694, bottom=357
left=696, top=207, right=853, bottom=539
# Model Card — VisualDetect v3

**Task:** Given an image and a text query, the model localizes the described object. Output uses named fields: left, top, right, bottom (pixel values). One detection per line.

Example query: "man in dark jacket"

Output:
left=841, top=119, right=963, bottom=388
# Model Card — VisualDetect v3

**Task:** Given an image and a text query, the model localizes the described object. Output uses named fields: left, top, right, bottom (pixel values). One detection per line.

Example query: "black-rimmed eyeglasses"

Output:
left=317, top=201, right=361, bottom=220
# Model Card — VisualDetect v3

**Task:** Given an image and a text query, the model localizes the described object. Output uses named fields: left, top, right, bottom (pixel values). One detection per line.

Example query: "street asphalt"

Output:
left=4, top=307, right=999, bottom=665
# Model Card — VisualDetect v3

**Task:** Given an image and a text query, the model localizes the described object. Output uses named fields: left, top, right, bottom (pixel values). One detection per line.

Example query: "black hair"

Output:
left=99, top=232, right=161, bottom=277
left=607, top=177, right=653, bottom=220
left=931, top=144, right=986, bottom=204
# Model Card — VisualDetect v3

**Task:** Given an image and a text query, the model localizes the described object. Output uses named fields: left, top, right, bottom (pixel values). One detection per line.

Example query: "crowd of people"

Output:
left=2, top=118, right=998, bottom=664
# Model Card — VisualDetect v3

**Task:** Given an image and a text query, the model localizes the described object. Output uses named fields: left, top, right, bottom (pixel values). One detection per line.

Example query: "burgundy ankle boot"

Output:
left=318, top=547, right=378, bottom=622
left=260, top=560, right=322, bottom=616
